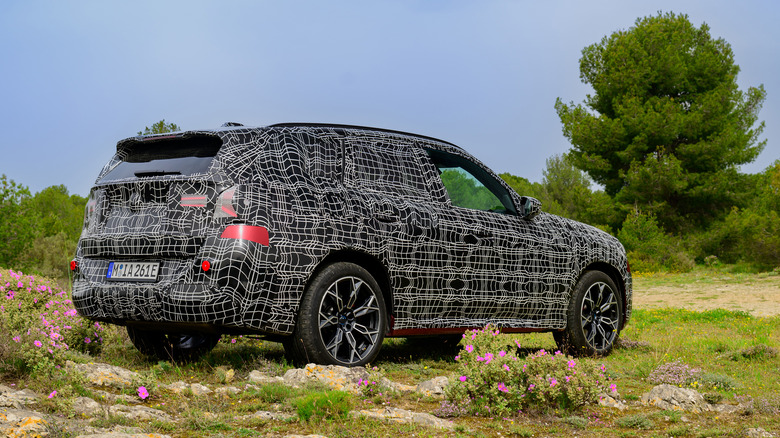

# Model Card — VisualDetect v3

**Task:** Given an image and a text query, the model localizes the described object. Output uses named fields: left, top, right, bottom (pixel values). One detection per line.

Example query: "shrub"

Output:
left=616, top=413, right=654, bottom=429
left=445, top=325, right=615, bottom=416
left=295, top=390, right=352, bottom=422
left=618, top=211, right=694, bottom=272
left=697, top=207, right=780, bottom=270
left=647, top=361, right=701, bottom=386
left=0, top=268, right=103, bottom=374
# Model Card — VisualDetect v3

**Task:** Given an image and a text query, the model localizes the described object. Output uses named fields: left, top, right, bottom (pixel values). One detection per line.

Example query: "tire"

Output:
left=284, top=262, right=387, bottom=367
left=554, top=270, right=623, bottom=357
left=126, top=327, right=220, bottom=362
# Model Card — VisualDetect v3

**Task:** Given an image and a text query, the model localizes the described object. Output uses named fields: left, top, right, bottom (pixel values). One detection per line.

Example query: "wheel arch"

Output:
left=303, top=249, right=393, bottom=327
left=581, top=261, right=628, bottom=330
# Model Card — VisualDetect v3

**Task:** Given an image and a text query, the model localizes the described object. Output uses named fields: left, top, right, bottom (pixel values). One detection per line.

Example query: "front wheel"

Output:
left=554, top=270, right=623, bottom=357
left=284, top=262, right=387, bottom=367
left=126, top=327, right=220, bottom=362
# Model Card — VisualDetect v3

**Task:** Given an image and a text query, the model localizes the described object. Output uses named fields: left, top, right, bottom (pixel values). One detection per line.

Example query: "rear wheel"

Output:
left=126, top=327, right=220, bottom=362
left=284, top=262, right=386, bottom=366
left=554, top=270, right=623, bottom=357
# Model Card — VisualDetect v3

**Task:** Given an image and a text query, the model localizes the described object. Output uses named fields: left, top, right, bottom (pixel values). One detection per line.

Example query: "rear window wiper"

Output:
left=134, top=170, right=182, bottom=178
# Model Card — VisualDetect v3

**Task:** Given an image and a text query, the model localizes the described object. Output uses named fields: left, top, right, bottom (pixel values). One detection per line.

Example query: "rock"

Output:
left=641, top=384, right=711, bottom=413
left=747, top=428, right=776, bottom=438
left=598, top=393, right=627, bottom=410
left=415, top=376, right=449, bottom=397
left=190, top=383, right=212, bottom=396
left=216, top=366, right=235, bottom=383
left=159, top=381, right=189, bottom=394
left=92, top=389, right=140, bottom=405
left=353, top=407, right=455, bottom=430
left=215, top=386, right=241, bottom=395
left=234, top=410, right=296, bottom=422
left=248, top=370, right=285, bottom=385
left=282, top=364, right=369, bottom=393
left=73, top=397, right=104, bottom=417
left=0, top=388, right=39, bottom=409
left=379, top=377, right=415, bottom=394
left=710, top=403, right=742, bottom=415
left=108, top=405, right=173, bottom=422
left=66, top=361, right=140, bottom=389
left=0, top=413, right=48, bottom=437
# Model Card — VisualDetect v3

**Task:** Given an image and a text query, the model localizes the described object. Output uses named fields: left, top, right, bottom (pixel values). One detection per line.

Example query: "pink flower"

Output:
left=48, top=390, right=57, bottom=398
left=568, top=360, right=576, bottom=368
left=497, top=382, right=509, bottom=393
left=503, top=364, right=510, bottom=372
left=610, top=384, right=617, bottom=393
left=498, top=350, right=506, bottom=357
left=12, top=336, right=20, bottom=343
left=459, top=376, right=468, bottom=382
left=231, top=338, right=236, bottom=344
left=528, top=384, right=535, bottom=391
left=34, top=340, right=42, bottom=347
left=84, top=337, right=91, bottom=344
left=549, top=378, right=558, bottom=387
left=138, top=386, right=149, bottom=400
left=454, top=355, right=460, bottom=361
left=465, top=345, right=474, bottom=353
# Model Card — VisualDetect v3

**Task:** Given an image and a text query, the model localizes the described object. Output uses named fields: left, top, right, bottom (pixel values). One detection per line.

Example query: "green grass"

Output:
left=2, top=267, right=780, bottom=437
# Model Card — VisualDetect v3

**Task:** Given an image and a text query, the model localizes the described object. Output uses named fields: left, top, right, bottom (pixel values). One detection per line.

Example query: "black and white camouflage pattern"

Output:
left=72, top=124, right=632, bottom=337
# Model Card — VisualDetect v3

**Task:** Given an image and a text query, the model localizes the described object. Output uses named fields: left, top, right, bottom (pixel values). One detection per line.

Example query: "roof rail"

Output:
left=221, top=122, right=244, bottom=127
left=268, top=122, right=457, bottom=147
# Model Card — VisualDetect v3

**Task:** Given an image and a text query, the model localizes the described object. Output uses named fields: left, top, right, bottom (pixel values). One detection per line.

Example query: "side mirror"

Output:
left=519, top=196, right=542, bottom=220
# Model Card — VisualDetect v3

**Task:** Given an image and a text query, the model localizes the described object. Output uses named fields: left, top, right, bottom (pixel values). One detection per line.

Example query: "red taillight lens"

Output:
left=201, top=260, right=211, bottom=272
left=70, top=260, right=78, bottom=271
left=214, top=187, right=238, bottom=219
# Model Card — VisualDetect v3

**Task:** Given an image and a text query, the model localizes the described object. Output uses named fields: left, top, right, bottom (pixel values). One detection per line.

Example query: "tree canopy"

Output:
left=137, top=119, right=181, bottom=135
left=555, top=12, right=766, bottom=232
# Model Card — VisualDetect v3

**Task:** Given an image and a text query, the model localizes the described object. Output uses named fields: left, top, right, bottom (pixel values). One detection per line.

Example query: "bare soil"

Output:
left=633, top=271, right=780, bottom=317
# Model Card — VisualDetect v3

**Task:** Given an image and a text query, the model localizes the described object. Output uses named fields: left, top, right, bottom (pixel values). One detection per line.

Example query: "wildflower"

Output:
left=610, top=384, right=617, bottom=393
left=459, top=376, right=468, bottom=382
left=528, top=384, right=535, bottom=391
left=34, top=340, right=42, bottom=347
left=48, top=391, right=57, bottom=398
left=498, top=350, right=506, bottom=357
left=12, top=336, right=20, bottom=343
left=565, top=375, right=572, bottom=383
left=503, top=364, right=510, bottom=372
left=465, top=344, right=474, bottom=353
left=549, top=378, right=558, bottom=387
left=454, top=355, right=460, bottom=361
left=231, top=338, right=236, bottom=343
left=84, top=337, right=91, bottom=344
left=138, top=386, right=149, bottom=400
left=568, top=360, right=576, bottom=368
left=497, top=382, right=509, bottom=393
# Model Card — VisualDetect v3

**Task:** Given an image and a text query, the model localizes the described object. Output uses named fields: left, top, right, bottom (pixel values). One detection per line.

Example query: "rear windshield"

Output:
left=99, top=135, right=223, bottom=183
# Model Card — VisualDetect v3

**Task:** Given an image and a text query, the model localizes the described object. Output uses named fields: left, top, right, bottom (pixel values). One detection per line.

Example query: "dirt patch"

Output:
left=633, top=274, right=780, bottom=317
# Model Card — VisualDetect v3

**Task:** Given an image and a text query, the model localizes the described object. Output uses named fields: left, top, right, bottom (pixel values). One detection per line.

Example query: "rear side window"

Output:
left=351, top=141, right=430, bottom=199
left=98, top=135, right=223, bottom=183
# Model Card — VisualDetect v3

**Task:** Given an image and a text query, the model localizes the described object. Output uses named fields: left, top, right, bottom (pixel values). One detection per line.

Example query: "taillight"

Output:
left=83, top=192, right=97, bottom=229
left=214, top=186, right=239, bottom=219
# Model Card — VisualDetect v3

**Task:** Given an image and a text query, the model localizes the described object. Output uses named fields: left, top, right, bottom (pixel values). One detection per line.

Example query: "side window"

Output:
left=351, top=141, right=430, bottom=199
left=304, top=133, right=343, bottom=184
left=426, top=148, right=517, bottom=214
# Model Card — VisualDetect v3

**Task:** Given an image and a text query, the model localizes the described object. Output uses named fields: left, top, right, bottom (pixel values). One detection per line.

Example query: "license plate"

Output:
left=106, top=261, right=160, bottom=281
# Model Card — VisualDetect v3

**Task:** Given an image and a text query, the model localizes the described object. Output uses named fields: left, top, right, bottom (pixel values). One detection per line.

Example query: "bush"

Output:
left=445, top=326, right=615, bottom=415
left=0, top=268, right=103, bottom=375
left=618, top=211, right=694, bottom=272
left=295, top=390, right=352, bottom=422
left=697, top=207, right=780, bottom=270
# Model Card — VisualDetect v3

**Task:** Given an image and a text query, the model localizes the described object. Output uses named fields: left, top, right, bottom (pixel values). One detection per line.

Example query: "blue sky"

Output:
left=1, top=0, right=778, bottom=196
